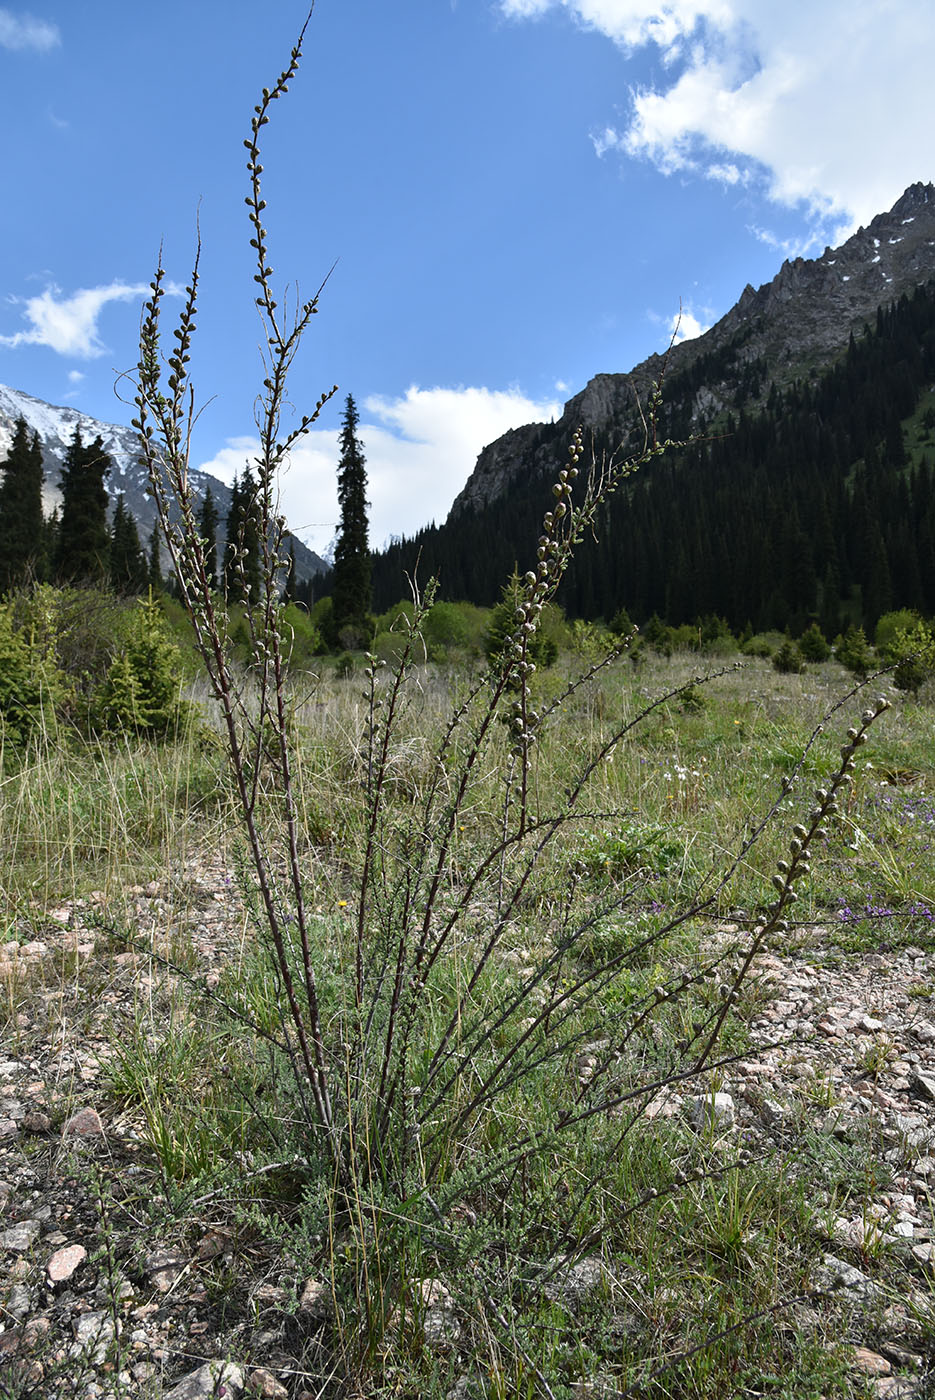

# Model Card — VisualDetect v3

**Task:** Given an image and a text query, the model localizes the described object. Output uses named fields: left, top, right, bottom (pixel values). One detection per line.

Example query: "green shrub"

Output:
left=93, top=595, right=190, bottom=737
left=280, top=602, right=322, bottom=668
left=797, top=621, right=831, bottom=662
left=641, top=613, right=672, bottom=654
left=609, top=605, right=633, bottom=637
left=697, top=614, right=737, bottom=650
left=741, top=633, right=775, bottom=659
left=773, top=639, right=805, bottom=674
left=0, top=603, right=67, bottom=744
left=568, top=616, right=614, bottom=661
left=9, top=584, right=125, bottom=702
left=835, top=624, right=874, bottom=676
left=483, top=570, right=562, bottom=669
left=890, top=619, right=935, bottom=692
left=875, top=609, right=923, bottom=661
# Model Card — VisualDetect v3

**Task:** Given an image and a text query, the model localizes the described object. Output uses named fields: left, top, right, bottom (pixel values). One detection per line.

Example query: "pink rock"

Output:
left=851, top=1346, right=891, bottom=1377
left=63, top=1108, right=103, bottom=1137
left=47, top=1244, right=87, bottom=1283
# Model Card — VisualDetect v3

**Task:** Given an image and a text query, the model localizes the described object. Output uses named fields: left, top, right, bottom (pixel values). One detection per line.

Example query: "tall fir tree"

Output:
left=224, top=468, right=261, bottom=604
left=223, top=472, right=244, bottom=600
left=148, top=525, right=163, bottom=591
left=110, top=495, right=147, bottom=593
left=197, top=485, right=220, bottom=590
left=55, top=426, right=111, bottom=584
left=0, top=417, right=45, bottom=592
left=330, top=394, right=371, bottom=647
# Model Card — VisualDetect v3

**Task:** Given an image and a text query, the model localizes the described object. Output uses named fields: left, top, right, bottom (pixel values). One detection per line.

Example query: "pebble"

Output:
left=246, top=1367, right=289, bottom=1398
left=47, top=1243, right=87, bottom=1283
left=63, top=1107, right=104, bottom=1137
left=1, top=1219, right=41, bottom=1252
left=683, top=1091, right=736, bottom=1132
left=165, top=1360, right=244, bottom=1399
left=852, top=1346, right=892, bottom=1377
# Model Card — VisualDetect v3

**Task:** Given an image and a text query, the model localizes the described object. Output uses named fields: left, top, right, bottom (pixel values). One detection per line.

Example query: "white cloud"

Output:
left=669, top=306, right=709, bottom=342
left=748, top=223, right=825, bottom=262
left=502, top=0, right=935, bottom=233
left=0, top=282, right=151, bottom=358
left=648, top=302, right=711, bottom=346
left=0, top=8, right=59, bottom=51
left=706, top=161, right=742, bottom=186
left=501, top=0, right=732, bottom=53
left=197, top=385, right=561, bottom=556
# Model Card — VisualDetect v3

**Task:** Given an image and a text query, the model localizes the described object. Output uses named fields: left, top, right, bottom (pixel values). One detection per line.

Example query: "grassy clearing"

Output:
left=3, top=650, right=935, bottom=1396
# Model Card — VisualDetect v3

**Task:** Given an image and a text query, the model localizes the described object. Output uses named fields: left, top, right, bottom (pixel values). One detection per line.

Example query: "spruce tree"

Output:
left=224, top=469, right=261, bottom=604
left=0, top=417, right=45, bottom=592
left=197, top=484, right=220, bottom=590
left=330, top=394, right=371, bottom=647
left=224, top=472, right=244, bottom=600
left=240, top=467, right=261, bottom=604
left=55, top=426, right=111, bottom=584
left=110, top=495, right=147, bottom=593
left=148, top=525, right=163, bottom=590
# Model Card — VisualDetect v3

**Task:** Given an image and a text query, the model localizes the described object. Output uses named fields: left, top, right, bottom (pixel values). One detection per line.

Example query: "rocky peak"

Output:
left=450, top=182, right=935, bottom=519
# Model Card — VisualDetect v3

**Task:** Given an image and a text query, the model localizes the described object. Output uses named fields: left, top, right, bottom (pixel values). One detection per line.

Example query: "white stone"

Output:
left=165, top=1361, right=244, bottom=1400
left=684, top=1092, right=736, bottom=1132
left=0, top=1219, right=40, bottom=1251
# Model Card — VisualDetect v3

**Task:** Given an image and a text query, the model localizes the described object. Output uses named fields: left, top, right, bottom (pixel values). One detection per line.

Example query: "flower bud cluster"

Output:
left=507, top=430, right=583, bottom=759
left=767, top=695, right=890, bottom=922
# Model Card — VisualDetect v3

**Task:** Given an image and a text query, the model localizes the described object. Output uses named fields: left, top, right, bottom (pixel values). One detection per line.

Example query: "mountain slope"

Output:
left=449, top=182, right=935, bottom=519
left=0, top=384, right=325, bottom=581
left=372, top=188, right=935, bottom=635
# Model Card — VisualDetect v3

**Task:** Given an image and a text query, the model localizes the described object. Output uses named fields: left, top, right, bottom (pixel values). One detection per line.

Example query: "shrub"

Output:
left=280, top=602, right=322, bottom=668
left=641, top=612, right=672, bottom=654
left=93, top=595, right=191, bottom=737
left=875, top=608, right=923, bottom=661
left=773, top=638, right=805, bottom=674
left=798, top=621, right=831, bottom=662
left=129, top=19, right=895, bottom=1388
left=608, top=604, right=633, bottom=637
left=483, top=569, right=563, bottom=669
left=741, top=633, right=775, bottom=659
left=889, top=619, right=935, bottom=692
left=0, top=603, right=67, bottom=745
left=835, top=624, right=874, bottom=676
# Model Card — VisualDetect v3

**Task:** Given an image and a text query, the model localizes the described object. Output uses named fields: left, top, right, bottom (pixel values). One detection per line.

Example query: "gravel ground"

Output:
left=3, top=866, right=935, bottom=1398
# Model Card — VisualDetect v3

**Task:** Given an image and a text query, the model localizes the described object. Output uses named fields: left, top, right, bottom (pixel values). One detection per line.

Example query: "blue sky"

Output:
left=2, top=0, right=933, bottom=555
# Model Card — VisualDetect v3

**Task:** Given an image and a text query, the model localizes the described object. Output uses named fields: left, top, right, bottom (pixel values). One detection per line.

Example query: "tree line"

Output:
left=371, top=279, right=935, bottom=638
left=0, top=422, right=160, bottom=595
left=0, top=393, right=373, bottom=655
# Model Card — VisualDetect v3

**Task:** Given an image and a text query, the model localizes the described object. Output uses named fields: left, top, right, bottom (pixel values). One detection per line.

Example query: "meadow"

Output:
left=2, top=642, right=935, bottom=1398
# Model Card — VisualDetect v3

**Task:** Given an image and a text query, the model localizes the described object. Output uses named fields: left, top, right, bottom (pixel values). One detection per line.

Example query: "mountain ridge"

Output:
left=450, top=181, right=935, bottom=519
left=0, top=383, right=326, bottom=581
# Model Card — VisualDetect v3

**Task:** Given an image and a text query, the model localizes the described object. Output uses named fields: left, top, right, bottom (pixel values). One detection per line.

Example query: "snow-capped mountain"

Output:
left=0, top=383, right=325, bottom=579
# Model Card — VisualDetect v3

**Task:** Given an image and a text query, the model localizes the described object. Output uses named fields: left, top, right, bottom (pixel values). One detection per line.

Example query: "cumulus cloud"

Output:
left=501, top=0, right=935, bottom=232
left=0, top=8, right=59, bottom=51
left=0, top=282, right=151, bottom=358
left=669, top=306, right=709, bottom=342
left=197, top=385, right=561, bottom=555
